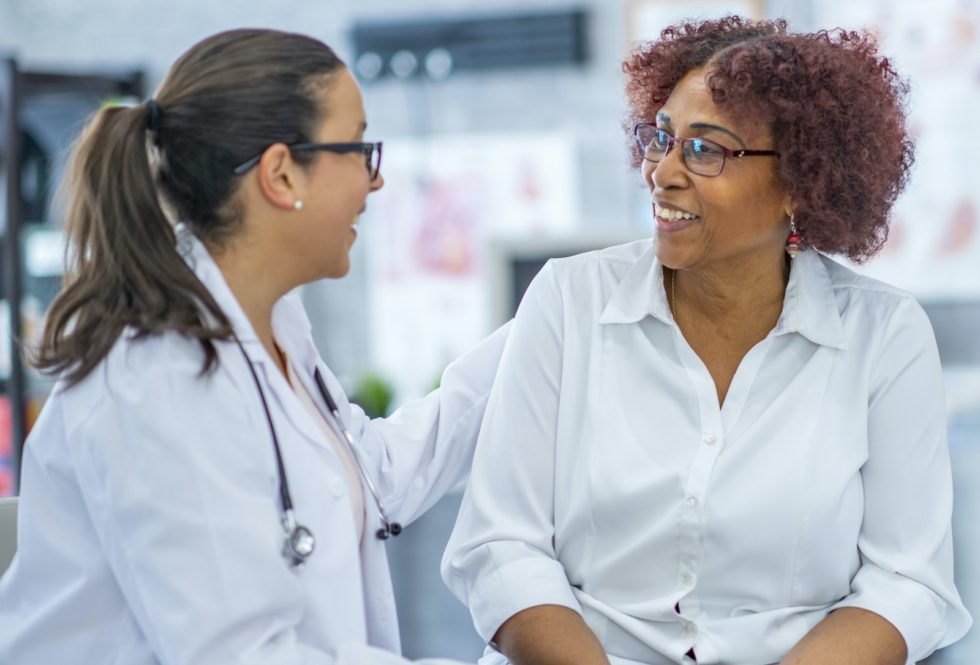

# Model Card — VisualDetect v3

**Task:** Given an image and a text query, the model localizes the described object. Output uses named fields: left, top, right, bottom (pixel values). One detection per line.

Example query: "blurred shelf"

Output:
left=0, top=60, right=143, bottom=495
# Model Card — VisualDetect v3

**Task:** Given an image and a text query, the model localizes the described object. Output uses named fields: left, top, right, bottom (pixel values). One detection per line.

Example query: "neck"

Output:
left=671, top=249, right=790, bottom=325
left=211, top=234, right=294, bottom=376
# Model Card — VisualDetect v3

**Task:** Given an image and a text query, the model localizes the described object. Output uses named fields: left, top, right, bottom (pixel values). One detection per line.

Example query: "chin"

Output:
left=654, top=235, right=703, bottom=271
left=653, top=238, right=680, bottom=269
left=323, top=260, right=351, bottom=280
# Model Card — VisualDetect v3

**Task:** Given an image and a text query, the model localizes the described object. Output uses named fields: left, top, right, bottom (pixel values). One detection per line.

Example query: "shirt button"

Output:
left=704, top=434, right=716, bottom=445
left=680, top=572, right=693, bottom=584
left=682, top=620, right=696, bottom=635
left=686, top=496, right=699, bottom=508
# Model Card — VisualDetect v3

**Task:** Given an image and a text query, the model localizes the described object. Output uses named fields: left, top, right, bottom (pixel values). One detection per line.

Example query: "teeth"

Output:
left=655, top=204, right=698, bottom=221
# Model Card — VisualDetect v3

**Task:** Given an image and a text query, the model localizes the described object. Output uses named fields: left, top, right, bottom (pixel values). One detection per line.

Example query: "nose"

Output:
left=649, top=142, right=688, bottom=190
left=370, top=170, right=385, bottom=192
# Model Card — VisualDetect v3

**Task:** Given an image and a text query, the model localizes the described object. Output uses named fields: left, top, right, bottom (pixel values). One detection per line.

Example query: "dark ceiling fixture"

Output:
left=351, top=8, right=589, bottom=81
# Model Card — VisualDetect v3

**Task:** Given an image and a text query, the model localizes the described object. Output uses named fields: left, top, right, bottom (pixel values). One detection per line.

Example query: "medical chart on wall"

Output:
left=814, top=0, right=980, bottom=297
left=359, top=133, right=578, bottom=399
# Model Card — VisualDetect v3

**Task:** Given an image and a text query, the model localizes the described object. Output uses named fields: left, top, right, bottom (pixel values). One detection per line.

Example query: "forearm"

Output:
left=780, top=607, right=907, bottom=665
left=493, top=604, right=610, bottom=665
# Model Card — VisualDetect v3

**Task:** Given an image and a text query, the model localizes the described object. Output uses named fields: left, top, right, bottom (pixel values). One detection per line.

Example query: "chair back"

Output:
left=0, top=496, right=18, bottom=576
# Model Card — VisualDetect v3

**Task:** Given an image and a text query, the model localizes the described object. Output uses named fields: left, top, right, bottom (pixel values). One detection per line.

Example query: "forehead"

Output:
left=659, top=68, right=770, bottom=143
left=316, top=68, right=366, bottom=135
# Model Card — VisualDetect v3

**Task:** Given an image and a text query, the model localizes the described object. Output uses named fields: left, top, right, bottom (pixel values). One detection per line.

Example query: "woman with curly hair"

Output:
left=442, top=16, right=971, bottom=665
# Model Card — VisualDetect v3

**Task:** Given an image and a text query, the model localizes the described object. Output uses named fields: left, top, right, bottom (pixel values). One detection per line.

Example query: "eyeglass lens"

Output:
left=635, top=125, right=726, bottom=177
left=366, top=145, right=381, bottom=180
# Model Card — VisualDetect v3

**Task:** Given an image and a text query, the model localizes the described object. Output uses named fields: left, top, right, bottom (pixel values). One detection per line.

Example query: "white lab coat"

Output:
left=0, top=229, right=508, bottom=665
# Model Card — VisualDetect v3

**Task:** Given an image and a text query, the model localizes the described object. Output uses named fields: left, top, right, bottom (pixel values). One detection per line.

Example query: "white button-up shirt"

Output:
left=442, top=241, right=972, bottom=665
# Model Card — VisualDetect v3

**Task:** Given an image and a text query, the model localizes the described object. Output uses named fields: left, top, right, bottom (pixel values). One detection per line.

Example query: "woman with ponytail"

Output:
left=0, top=29, right=506, bottom=665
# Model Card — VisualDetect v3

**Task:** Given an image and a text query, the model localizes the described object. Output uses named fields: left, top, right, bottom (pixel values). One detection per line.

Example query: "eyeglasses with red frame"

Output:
left=633, top=123, right=778, bottom=177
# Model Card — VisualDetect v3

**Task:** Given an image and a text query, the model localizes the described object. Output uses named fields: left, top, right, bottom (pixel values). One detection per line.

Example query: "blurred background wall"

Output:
left=1, top=0, right=977, bottom=662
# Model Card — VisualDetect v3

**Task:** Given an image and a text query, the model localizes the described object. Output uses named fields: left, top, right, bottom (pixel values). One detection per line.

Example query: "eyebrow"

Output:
left=656, top=112, right=747, bottom=148
left=689, top=122, right=746, bottom=148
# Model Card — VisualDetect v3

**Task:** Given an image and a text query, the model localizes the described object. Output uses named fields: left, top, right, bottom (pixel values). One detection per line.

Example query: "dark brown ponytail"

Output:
left=32, top=29, right=345, bottom=385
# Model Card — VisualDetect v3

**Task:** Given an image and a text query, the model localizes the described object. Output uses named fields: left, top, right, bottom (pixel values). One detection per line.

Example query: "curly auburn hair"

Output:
left=623, top=16, right=914, bottom=262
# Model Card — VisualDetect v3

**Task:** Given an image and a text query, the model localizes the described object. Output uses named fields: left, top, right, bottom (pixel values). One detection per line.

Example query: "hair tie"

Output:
left=144, top=99, right=162, bottom=133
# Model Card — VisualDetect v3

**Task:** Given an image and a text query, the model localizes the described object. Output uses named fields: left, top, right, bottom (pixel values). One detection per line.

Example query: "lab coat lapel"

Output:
left=248, top=299, right=344, bottom=453
left=250, top=356, right=333, bottom=454
left=271, top=299, right=357, bottom=435
left=360, top=520, right=401, bottom=652
left=268, top=297, right=351, bottom=450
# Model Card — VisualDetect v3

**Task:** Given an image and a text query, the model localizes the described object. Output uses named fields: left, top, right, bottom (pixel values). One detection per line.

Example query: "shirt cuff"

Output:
left=831, top=563, right=948, bottom=664
left=465, top=555, right=582, bottom=643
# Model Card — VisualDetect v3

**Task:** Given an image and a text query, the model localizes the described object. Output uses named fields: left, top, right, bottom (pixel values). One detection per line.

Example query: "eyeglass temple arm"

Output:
left=730, top=149, right=780, bottom=157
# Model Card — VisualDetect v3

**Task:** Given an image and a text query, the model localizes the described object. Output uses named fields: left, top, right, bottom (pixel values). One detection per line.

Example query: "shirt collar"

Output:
left=773, top=248, right=847, bottom=350
left=597, top=243, right=673, bottom=326
left=597, top=243, right=846, bottom=350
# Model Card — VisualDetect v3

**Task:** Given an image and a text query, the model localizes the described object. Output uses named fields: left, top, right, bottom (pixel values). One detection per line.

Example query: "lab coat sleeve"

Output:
left=441, top=262, right=582, bottom=643
left=831, top=296, right=972, bottom=663
left=69, top=335, right=475, bottom=665
left=347, top=321, right=511, bottom=526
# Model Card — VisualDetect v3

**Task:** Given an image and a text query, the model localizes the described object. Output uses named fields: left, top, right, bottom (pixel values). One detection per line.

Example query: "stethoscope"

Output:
left=233, top=337, right=402, bottom=569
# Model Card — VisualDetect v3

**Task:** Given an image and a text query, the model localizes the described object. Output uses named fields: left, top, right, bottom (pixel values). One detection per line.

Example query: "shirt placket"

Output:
left=669, top=322, right=775, bottom=661
left=669, top=331, right=722, bottom=655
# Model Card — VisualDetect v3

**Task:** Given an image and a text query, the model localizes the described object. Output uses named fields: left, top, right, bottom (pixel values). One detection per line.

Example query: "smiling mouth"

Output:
left=653, top=203, right=700, bottom=231
left=654, top=203, right=699, bottom=220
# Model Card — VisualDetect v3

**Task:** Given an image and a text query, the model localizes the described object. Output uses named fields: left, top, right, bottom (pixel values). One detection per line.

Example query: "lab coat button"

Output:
left=704, top=434, right=716, bottom=445
left=686, top=496, right=699, bottom=508
left=329, top=478, right=345, bottom=497
left=680, top=572, right=693, bottom=584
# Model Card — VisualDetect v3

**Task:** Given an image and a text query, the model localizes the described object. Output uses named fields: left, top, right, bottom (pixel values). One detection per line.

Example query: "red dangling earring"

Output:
left=785, top=215, right=802, bottom=258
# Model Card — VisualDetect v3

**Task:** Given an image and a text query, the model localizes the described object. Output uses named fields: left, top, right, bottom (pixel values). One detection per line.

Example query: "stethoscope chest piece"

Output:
left=235, top=334, right=405, bottom=570
left=284, top=522, right=316, bottom=567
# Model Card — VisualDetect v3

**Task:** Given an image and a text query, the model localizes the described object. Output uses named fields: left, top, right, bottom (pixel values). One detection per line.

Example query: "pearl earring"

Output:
left=785, top=214, right=801, bottom=258
left=293, top=200, right=304, bottom=211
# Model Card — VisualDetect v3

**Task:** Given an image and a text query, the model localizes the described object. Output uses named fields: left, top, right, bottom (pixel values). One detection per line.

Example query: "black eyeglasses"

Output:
left=633, top=123, right=778, bottom=177
left=232, top=141, right=383, bottom=180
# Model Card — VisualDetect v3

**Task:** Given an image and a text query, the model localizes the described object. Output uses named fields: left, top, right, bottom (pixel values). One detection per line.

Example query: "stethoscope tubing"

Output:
left=312, top=369, right=402, bottom=539
left=233, top=335, right=401, bottom=569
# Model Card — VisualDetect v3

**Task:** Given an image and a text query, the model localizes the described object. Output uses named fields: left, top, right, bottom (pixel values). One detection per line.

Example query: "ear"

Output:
left=254, top=143, right=305, bottom=211
left=783, top=199, right=796, bottom=222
